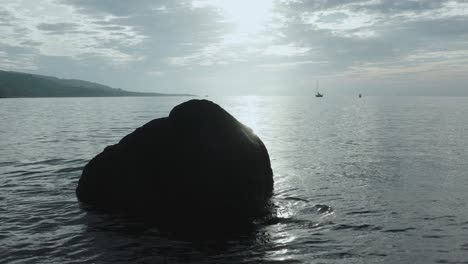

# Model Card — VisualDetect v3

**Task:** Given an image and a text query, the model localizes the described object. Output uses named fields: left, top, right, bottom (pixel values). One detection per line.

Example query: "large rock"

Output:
left=76, top=100, right=273, bottom=226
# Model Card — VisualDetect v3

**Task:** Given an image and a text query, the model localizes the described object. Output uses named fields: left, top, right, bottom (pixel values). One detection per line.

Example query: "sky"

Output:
left=0, top=0, right=468, bottom=96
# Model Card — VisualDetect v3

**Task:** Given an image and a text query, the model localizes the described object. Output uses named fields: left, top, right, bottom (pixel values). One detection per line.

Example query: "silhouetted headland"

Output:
left=0, top=70, right=194, bottom=98
left=76, top=100, right=274, bottom=232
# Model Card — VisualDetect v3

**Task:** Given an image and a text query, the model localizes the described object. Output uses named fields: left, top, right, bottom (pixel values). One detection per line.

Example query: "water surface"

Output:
left=2, top=96, right=468, bottom=263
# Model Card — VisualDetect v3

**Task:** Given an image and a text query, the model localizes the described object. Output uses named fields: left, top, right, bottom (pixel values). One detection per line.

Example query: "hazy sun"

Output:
left=194, top=0, right=275, bottom=42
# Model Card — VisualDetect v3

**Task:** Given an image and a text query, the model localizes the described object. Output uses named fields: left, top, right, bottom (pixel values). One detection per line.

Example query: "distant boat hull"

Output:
left=315, top=80, right=323, bottom=97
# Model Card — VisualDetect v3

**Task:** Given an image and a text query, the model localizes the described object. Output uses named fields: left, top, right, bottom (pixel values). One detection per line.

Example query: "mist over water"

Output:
left=2, top=96, right=468, bottom=263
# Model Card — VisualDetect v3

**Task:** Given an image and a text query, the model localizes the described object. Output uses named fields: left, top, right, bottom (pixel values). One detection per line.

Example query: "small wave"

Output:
left=0, top=161, right=16, bottom=166
left=19, top=158, right=66, bottom=166
left=56, top=166, right=84, bottom=173
left=303, top=238, right=333, bottom=245
left=346, top=210, right=382, bottom=215
left=283, top=197, right=309, bottom=202
left=274, top=187, right=301, bottom=197
left=294, top=204, right=334, bottom=215
left=423, top=215, right=456, bottom=221
left=422, top=235, right=447, bottom=239
left=312, top=204, right=334, bottom=214
left=67, top=138, right=88, bottom=142
left=38, top=139, right=61, bottom=143
left=332, top=224, right=382, bottom=231
left=381, top=227, right=416, bottom=233
left=435, top=259, right=457, bottom=264
left=3, top=170, right=43, bottom=176
left=262, top=216, right=334, bottom=231
left=316, top=251, right=355, bottom=260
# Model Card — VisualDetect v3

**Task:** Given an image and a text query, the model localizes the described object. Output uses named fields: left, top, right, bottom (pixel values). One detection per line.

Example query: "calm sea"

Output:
left=1, top=96, right=468, bottom=264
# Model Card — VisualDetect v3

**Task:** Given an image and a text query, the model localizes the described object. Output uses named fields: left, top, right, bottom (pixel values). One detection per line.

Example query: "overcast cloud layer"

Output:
left=1, top=0, right=467, bottom=95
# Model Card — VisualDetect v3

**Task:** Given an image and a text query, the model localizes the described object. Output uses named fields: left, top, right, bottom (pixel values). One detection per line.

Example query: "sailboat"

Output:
left=315, top=80, right=323, bottom=98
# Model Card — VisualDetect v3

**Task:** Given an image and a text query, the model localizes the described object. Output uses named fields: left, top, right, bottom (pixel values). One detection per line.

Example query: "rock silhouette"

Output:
left=76, top=100, right=274, bottom=227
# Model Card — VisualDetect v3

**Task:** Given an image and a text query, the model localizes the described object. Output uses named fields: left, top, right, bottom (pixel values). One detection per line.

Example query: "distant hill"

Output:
left=0, top=70, right=194, bottom=98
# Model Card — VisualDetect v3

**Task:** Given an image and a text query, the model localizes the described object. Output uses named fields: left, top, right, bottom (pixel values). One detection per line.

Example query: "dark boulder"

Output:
left=76, top=100, right=274, bottom=226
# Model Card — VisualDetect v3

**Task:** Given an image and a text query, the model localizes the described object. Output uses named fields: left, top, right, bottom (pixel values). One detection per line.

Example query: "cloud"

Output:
left=0, top=44, right=38, bottom=70
left=352, top=0, right=445, bottom=14
left=0, top=0, right=145, bottom=66
left=0, top=10, right=15, bottom=26
left=263, top=44, right=310, bottom=56
left=275, top=1, right=468, bottom=68
left=37, top=22, right=79, bottom=34
left=0, top=0, right=467, bottom=95
left=60, top=0, right=191, bottom=16
left=256, top=60, right=326, bottom=70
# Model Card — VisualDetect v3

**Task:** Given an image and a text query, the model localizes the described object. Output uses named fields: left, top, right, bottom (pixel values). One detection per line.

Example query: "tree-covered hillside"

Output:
left=0, top=70, right=192, bottom=98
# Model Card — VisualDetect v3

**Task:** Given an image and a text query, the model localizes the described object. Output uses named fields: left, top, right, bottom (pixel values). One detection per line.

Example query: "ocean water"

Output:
left=1, top=96, right=468, bottom=264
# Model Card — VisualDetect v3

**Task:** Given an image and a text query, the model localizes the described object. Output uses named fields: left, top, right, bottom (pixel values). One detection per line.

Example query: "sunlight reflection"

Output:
left=276, top=202, right=295, bottom=219
left=266, top=224, right=297, bottom=262
left=269, top=248, right=290, bottom=261
left=233, top=96, right=262, bottom=135
left=277, top=234, right=296, bottom=244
